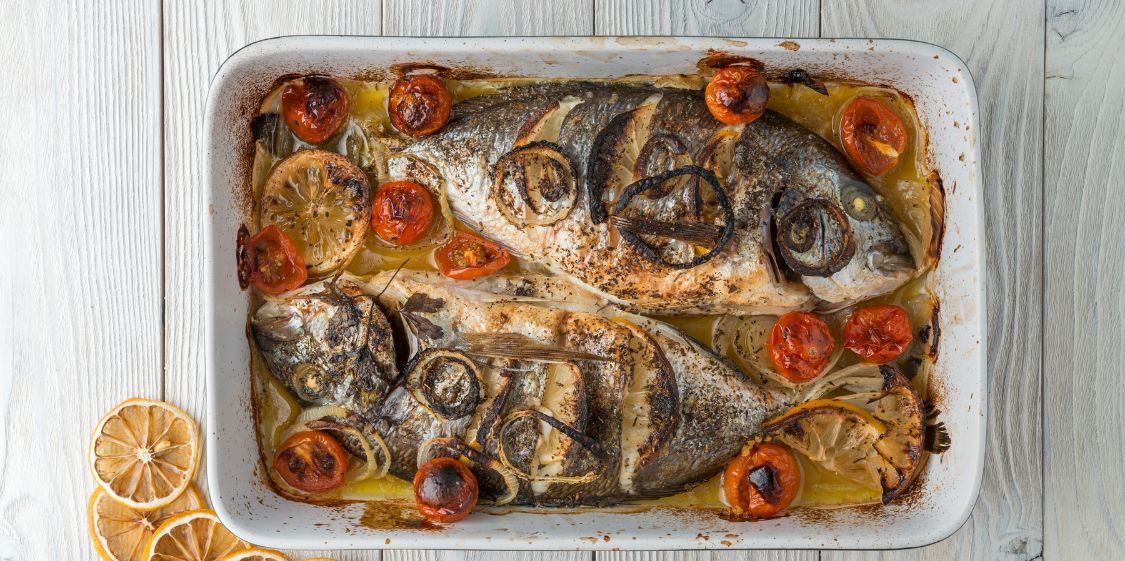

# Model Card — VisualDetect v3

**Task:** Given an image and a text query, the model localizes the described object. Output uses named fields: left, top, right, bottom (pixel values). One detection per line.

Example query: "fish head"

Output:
left=251, top=280, right=399, bottom=417
left=771, top=161, right=915, bottom=306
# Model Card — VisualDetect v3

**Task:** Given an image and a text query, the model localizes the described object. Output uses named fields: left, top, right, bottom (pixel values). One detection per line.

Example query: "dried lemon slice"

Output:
left=261, top=149, right=372, bottom=275
left=88, top=398, right=201, bottom=510
left=88, top=484, right=204, bottom=561
left=144, top=509, right=249, bottom=561
left=218, top=548, right=289, bottom=561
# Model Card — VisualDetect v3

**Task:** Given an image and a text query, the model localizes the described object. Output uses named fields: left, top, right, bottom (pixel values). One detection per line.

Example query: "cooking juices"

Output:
left=249, top=73, right=941, bottom=513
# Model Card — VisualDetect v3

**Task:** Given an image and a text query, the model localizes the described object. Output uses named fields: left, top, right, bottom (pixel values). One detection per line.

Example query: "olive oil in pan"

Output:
left=250, top=74, right=939, bottom=510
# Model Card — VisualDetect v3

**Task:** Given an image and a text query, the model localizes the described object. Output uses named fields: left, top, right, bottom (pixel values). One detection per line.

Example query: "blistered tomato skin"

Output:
left=389, top=74, right=453, bottom=138
left=434, top=231, right=511, bottom=280
left=371, top=181, right=436, bottom=246
left=723, top=442, right=801, bottom=519
left=705, top=66, right=770, bottom=125
left=281, top=76, right=350, bottom=143
left=413, top=457, right=479, bottom=523
left=241, top=225, right=308, bottom=295
left=273, top=430, right=348, bottom=493
left=767, top=312, right=836, bottom=382
left=843, top=304, right=913, bottom=363
left=839, top=96, right=908, bottom=176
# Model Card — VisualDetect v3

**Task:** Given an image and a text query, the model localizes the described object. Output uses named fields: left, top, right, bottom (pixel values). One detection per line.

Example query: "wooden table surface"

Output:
left=2, top=0, right=1122, bottom=559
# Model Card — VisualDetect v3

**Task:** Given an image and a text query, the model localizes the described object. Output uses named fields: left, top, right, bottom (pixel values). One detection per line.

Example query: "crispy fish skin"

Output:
left=353, top=270, right=787, bottom=505
left=390, top=83, right=912, bottom=314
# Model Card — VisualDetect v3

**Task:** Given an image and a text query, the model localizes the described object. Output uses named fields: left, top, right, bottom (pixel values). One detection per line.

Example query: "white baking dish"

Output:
left=204, top=36, right=984, bottom=550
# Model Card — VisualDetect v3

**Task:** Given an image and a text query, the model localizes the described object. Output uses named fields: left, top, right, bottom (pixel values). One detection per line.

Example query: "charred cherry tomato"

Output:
left=389, top=74, right=452, bottom=138
left=413, top=457, right=479, bottom=523
left=240, top=225, right=307, bottom=295
left=843, top=304, right=913, bottom=363
left=281, top=76, right=350, bottom=143
left=434, top=231, right=511, bottom=280
left=371, top=181, right=436, bottom=245
left=724, top=442, right=801, bottom=519
left=768, top=311, right=835, bottom=382
left=273, top=430, right=348, bottom=493
left=705, top=66, right=770, bottom=125
left=839, top=96, right=908, bottom=176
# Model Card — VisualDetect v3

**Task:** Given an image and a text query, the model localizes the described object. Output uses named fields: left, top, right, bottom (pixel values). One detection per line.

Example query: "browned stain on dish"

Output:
left=778, top=40, right=801, bottom=51
left=359, top=500, right=444, bottom=531
left=390, top=61, right=499, bottom=80
left=697, top=50, right=765, bottom=72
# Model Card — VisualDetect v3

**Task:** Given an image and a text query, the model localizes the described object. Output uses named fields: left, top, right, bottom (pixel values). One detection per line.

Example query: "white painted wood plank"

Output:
left=1044, top=0, right=1125, bottom=557
left=594, top=3, right=819, bottom=560
left=162, top=1, right=381, bottom=559
left=820, top=1, right=1045, bottom=560
left=0, top=1, right=163, bottom=560
left=594, top=0, right=818, bottom=36
left=384, top=0, right=594, bottom=36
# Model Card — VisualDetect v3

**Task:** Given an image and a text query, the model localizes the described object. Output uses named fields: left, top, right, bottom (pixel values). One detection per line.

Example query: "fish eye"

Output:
left=840, top=178, right=879, bottom=222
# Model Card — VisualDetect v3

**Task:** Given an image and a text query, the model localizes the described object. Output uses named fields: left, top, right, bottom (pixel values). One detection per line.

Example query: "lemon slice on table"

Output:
left=261, top=149, right=372, bottom=276
left=218, top=548, right=289, bottom=561
left=88, top=398, right=201, bottom=510
left=88, top=484, right=204, bottom=561
left=144, top=509, right=250, bottom=561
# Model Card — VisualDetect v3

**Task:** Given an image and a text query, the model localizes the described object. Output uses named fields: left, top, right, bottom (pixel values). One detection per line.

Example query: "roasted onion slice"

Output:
left=633, top=133, right=691, bottom=198
left=775, top=197, right=857, bottom=276
left=406, top=349, right=483, bottom=421
left=491, top=141, right=577, bottom=227
left=612, top=165, right=735, bottom=269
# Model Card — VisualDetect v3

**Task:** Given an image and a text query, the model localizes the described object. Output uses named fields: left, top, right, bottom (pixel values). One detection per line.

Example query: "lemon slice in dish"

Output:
left=88, top=484, right=204, bottom=561
left=218, top=548, right=289, bottom=561
left=88, top=398, right=201, bottom=510
left=143, top=509, right=250, bottom=561
left=261, top=149, right=372, bottom=275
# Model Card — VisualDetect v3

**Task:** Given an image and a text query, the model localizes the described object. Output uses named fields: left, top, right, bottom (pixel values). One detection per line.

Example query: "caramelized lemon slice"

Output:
left=88, top=398, right=201, bottom=510
left=261, top=149, right=372, bottom=275
left=218, top=548, right=289, bottom=561
left=143, top=509, right=250, bottom=561
left=88, top=484, right=204, bottom=561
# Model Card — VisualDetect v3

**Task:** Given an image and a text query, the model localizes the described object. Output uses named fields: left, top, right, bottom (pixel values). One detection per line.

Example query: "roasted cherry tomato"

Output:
left=434, top=231, right=511, bottom=280
left=371, top=181, right=436, bottom=245
left=240, top=225, right=307, bottom=295
left=723, top=442, right=801, bottom=519
left=768, top=312, right=835, bottom=382
left=273, top=430, right=348, bottom=493
left=839, top=96, right=907, bottom=176
left=281, top=76, right=350, bottom=143
left=705, top=66, right=770, bottom=125
left=843, top=304, right=913, bottom=363
left=389, top=74, right=452, bottom=138
left=413, top=457, right=479, bottom=523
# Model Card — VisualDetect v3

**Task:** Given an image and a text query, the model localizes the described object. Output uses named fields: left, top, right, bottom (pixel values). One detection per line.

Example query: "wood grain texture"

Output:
left=821, top=1, right=1045, bottom=560
left=594, top=0, right=818, bottom=36
left=596, top=3, right=819, bottom=560
left=162, top=1, right=381, bottom=559
left=0, top=0, right=163, bottom=560
left=384, top=0, right=594, bottom=36
left=1044, top=0, right=1125, bottom=558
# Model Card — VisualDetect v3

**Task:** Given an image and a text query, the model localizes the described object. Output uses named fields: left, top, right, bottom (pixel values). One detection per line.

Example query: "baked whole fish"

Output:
left=252, top=271, right=790, bottom=505
left=388, top=83, right=915, bottom=315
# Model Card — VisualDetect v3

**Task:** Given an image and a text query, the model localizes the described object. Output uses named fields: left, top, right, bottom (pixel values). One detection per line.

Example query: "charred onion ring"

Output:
left=775, top=197, right=857, bottom=276
left=406, top=349, right=482, bottom=421
left=491, top=141, right=577, bottom=227
left=612, top=166, right=735, bottom=269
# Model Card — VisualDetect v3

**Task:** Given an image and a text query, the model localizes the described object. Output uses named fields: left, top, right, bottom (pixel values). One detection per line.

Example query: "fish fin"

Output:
left=456, top=333, right=615, bottom=363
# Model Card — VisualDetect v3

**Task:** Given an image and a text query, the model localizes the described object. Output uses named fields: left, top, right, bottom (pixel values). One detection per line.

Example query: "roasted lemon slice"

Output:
left=144, top=509, right=250, bottom=561
left=762, top=366, right=925, bottom=503
left=88, top=484, right=204, bottom=561
left=218, top=548, right=289, bottom=561
left=261, top=149, right=372, bottom=275
left=88, top=398, right=201, bottom=510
